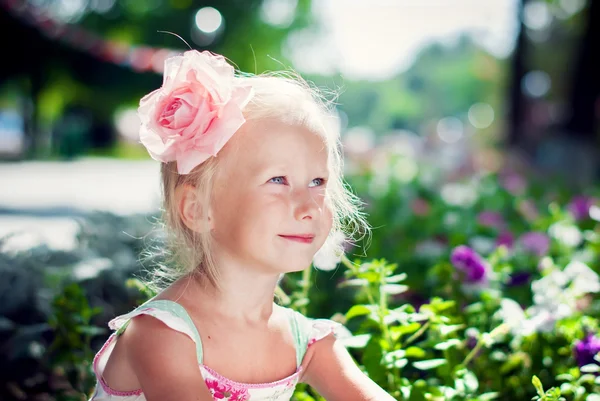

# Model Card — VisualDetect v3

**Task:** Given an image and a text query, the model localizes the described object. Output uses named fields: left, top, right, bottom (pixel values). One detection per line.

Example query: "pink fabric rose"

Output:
left=138, top=50, right=254, bottom=174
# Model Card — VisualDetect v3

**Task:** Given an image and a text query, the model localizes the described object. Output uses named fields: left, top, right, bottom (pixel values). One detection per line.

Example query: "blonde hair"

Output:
left=143, top=70, right=370, bottom=293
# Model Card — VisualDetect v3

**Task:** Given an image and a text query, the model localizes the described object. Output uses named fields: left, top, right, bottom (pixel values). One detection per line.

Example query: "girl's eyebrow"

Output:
left=251, top=160, right=329, bottom=177
left=260, top=165, right=329, bottom=175
left=252, top=163, right=288, bottom=175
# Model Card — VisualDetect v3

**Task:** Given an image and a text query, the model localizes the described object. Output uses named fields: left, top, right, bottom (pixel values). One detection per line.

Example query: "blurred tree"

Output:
left=507, top=0, right=527, bottom=149
left=317, top=36, right=503, bottom=137
left=564, top=0, right=598, bottom=141
left=0, top=0, right=314, bottom=158
left=507, top=0, right=599, bottom=184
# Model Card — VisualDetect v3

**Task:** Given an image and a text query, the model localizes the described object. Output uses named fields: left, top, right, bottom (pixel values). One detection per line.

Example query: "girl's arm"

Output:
left=122, top=314, right=214, bottom=401
left=301, top=335, right=396, bottom=401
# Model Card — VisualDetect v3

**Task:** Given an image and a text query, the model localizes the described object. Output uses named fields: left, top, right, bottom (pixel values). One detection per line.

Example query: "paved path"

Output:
left=0, top=158, right=161, bottom=251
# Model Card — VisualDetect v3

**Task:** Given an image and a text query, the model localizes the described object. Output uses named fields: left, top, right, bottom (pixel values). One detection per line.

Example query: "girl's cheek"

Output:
left=260, top=192, right=291, bottom=211
left=323, top=206, right=334, bottom=228
left=310, top=187, right=328, bottom=204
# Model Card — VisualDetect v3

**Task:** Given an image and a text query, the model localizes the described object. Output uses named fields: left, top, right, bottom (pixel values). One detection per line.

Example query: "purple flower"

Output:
left=568, top=196, right=596, bottom=221
left=500, top=172, right=527, bottom=196
left=466, top=336, right=478, bottom=350
left=450, top=246, right=489, bottom=284
left=477, top=211, right=505, bottom=229
left=496, top=231, right=515, bottom=249
left=465, top=328, right=483, bottom=358
left=507, top=271, right=531, bottom=287
left=574, top=333, right=600, bottom=368
left=519, top=232, right=550, bottom=256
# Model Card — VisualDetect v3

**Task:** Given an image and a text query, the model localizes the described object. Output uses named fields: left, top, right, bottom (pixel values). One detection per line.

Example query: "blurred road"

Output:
left=0, top=158, right=161, bottom=251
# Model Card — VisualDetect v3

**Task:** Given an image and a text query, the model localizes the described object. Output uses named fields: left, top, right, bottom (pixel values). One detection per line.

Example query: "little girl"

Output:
left=90, top=50, right=394, bottom=401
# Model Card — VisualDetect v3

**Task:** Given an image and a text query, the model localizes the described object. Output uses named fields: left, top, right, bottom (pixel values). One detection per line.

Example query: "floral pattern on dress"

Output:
left=262, top=385, right=295, bottom=401
left=205, top=378, right=250, bottom=401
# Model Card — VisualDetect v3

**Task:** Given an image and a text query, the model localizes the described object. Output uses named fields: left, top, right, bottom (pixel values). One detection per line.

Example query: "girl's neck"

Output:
left=181, top=269, right=281, bottom=324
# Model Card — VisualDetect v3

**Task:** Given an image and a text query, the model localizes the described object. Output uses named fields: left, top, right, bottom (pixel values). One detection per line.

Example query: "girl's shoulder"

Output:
left=108, top=297, right=202, bottom=361
left=282, top=307, right=351, bottom=351
left=91, top=298, right=206, bottom=399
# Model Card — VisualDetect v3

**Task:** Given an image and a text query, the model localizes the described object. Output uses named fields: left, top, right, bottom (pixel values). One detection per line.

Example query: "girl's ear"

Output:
left=175, top=184, right=212, bottom=233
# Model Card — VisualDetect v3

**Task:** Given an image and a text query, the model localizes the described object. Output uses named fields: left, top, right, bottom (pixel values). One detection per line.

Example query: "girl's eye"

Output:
left=269, top=176, right=287, bottom=185
left=309, top=178, right=327, bottom=188
left=268, top=176, right=327, bottom=186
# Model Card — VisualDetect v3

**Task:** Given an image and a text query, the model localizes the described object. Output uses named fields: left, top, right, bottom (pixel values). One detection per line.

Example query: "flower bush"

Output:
left=1, top=149, right=600, bottom=400
left=288, top=149, right=600, bottom=400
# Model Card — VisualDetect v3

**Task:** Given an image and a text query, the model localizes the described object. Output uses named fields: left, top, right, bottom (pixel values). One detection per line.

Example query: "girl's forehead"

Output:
left=239, top=119, right=326, bottom=155
left=220, top=119, right=328, bottom=173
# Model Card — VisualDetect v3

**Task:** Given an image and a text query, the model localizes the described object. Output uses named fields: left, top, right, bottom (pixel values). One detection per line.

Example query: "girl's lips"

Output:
left=279, top=235, right=315, bottom=244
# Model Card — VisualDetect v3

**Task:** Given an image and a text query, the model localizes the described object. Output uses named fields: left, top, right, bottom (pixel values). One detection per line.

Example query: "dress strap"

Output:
left=285, top=308, right=349, bottom=367
left=109, top=299, right=204, bottom=364
left=285, top=307, right=307, bottom=367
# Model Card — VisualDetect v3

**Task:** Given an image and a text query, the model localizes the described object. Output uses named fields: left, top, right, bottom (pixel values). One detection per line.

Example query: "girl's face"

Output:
left=209, top=118, right=333, bottom=274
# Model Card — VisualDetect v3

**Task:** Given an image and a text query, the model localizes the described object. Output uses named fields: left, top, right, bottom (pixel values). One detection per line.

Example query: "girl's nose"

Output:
left=293, top=189, right=321, bottom=221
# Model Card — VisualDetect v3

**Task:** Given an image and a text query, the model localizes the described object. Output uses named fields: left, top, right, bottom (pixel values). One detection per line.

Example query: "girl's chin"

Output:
left=272, top=259, right=314, bottom=274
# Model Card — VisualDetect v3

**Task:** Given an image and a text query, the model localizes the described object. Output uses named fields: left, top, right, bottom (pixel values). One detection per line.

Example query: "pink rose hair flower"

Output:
left=138, top=50, right=254, bottom=174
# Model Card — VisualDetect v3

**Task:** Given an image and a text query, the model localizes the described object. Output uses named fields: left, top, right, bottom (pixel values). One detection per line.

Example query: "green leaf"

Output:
left=548, top=387, right=562, bottom=399
left=434, top=339, right=462, bottom=351
left=384, top=349, right=406, bottom=360
left=405, top=346, right=427, bottom=358
left=408, top=380, right=428, bottom=401
left=383, top=350, right=409, bottom=369
left=408, top=313, right=429, bottom=322
left=356, top=271, right=380, bottom=283
left=580, top=374, right=598, bottom=383
left=294, top=298, right=309, bottom=307
left=464, top=302, right=484, bottom=313
left=500, top=353, right=525, bottom=374
left=339, top=278, right=369, bottom=287
left=345, top=305, right=372, bottom=320
left=429, top=299, right=455, bottom=313
left=392, top=322, right=421, bottom=336
left=385, top=273, right=407, bottom=283
left=363, top=336, right=386, bottom=384
left=76, top=326, right=107, bottom=336
left=385, top=310, right=410, bottom=325
left=532, top=375, right=544, bottom=396
left=555, top=374, right=573, bottom=381
left=439, top=324, right=465, bottom=336
left=382, top=284, right=409, bottom=295
left=413, top=359, right=447, bottom=370
left=393, top=358, right=409, bottom=368
left=559, top=383, right=572, bottom=393
left=340, top=334, right=372, bottom=349
left=478, top=392, right=500, bottom=400
left=463, top=370, right=479, bottom=392
left=580, top=363, right=600, bottom=373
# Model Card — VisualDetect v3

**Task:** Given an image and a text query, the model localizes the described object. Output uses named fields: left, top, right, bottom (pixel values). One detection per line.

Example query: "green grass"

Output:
left=85, top=141, right=151, bottom=160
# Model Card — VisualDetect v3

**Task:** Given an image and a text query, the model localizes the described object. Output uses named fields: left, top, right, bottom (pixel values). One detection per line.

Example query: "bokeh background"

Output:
left=0, top=1, right=599, bottom=400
